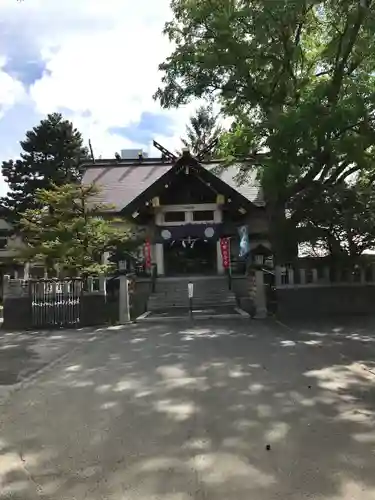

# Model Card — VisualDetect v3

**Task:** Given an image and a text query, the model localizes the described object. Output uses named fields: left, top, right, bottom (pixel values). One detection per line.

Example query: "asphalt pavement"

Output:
left=1, top=317, right=375, bottom=499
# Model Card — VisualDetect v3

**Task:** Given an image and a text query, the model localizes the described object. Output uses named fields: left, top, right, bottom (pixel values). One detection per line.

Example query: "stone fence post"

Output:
left=119, top=275, right=131, bottom=324
left=254, top=270, right=267, bottom=319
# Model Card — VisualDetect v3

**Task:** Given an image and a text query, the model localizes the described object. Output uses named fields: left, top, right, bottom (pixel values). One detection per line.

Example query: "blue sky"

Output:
left=0, top=0, right=200, bottom=196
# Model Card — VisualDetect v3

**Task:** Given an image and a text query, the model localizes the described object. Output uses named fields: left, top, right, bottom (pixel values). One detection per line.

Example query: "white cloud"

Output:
left=0, top=56, right=25, bottom=117
left=0, top=0, right=210, bottom=177
left=26, top=0, right=203, bottom=157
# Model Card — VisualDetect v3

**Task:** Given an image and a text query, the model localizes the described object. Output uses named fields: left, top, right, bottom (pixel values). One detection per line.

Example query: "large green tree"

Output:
left=181, top=105, right=222, bottom=157
left=1, top=113, right=88, bottom=220
left=155, top=0, right=375, bottom=262
left=17, top=183, right=136, bottom=276
left=296, top=178, right=375, bottom=262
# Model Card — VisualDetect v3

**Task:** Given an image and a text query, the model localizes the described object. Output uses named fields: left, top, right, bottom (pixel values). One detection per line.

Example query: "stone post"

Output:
left=119, top=275, right=131, bottom=324
left=99, top=276, right=106, bottom=294
left=275, top=266, right=282, bottom=287
left=360, top=266, right=366, bottom=285
left=23, top=262, right=30, bottom=280
left=86, top=276, right=94, bottom=293
left=287, top=268, right=294, bottom=286
left=3, top=274, right=10, bottom=297
left=312, top=268, right=318, bottom=284
left=372, top=264, right=375, bottom=284
left=254, top=270, right=267, bottom=319
left=102, top=252, right=110, bottom=265
left=323, top=267, right=330, bottom=283
left=336, top=268, right=342, bottom=283
left=155, top=243, right=164, bottom=275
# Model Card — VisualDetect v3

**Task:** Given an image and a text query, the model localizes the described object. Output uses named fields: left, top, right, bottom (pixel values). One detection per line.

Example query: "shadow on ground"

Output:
left=0, top=328, right=103, bottom=386
left=1, top=317, right=375, bottom=499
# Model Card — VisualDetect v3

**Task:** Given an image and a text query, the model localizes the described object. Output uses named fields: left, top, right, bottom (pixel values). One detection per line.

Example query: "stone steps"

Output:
left=147, top=277, right=237, bottom=312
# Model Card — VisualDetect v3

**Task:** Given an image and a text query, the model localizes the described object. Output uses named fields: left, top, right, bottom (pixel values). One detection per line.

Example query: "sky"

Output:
left=0, top=0, right=204, bottom=197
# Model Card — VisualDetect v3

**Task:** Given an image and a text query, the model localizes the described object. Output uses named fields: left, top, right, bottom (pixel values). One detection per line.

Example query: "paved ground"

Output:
left=0, top=327, right=106, bottom=393
left=0, top=317, right=375, bottom=499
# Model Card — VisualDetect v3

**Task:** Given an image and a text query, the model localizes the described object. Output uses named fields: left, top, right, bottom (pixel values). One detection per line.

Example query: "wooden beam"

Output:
left=153, top=140, right=177, bottom=161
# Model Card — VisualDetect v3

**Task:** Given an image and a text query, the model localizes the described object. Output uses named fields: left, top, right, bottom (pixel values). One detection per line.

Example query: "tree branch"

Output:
left=330, top=1, right=371, bottom=104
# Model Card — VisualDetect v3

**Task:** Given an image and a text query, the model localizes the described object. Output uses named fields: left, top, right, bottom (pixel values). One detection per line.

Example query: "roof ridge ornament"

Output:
left=196, top=138, right=219, bottom=161
left=153, top=140, right=177, bottom=161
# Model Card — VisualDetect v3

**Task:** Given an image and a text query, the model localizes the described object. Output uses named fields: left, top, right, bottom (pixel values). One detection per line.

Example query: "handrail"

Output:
left=227, top=269, right=232, bottom=290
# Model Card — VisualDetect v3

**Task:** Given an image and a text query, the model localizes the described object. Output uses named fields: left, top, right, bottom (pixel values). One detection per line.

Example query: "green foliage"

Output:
left=1, top=113, right=88, bottom=220
left=17, top=183, right=136, bottom=276
left=181, top=105, right=223, bottom=157
left=155, top=0, right=375, bottom=261
left=295, top=179, right=375, bottom=260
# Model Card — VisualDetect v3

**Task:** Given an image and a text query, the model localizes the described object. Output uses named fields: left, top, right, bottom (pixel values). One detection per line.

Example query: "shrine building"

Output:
left=82, top=143, right=271, bottom=277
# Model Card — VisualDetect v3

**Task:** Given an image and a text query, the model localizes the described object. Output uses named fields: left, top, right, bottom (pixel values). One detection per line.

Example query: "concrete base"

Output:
left=136, top=306, right=250, bottom=322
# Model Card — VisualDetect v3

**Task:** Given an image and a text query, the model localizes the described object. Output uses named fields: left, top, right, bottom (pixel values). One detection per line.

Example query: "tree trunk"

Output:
left=266, top=201, right=298, bottom=265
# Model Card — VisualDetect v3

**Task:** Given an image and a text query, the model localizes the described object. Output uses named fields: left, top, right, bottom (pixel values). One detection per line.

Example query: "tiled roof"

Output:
left=82, top=159, right=264, bottom=210
left=208, top=163, right=264, bottom=206
left=82, top=161, right=173, bottom=211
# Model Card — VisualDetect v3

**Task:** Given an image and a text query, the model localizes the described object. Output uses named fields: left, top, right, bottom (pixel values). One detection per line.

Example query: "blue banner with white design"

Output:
left=238, top=225, right=250, bottom=257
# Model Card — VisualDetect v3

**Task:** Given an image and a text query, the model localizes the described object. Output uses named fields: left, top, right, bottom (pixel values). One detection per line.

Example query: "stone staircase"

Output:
left=147, top=276, right=237, bottom=311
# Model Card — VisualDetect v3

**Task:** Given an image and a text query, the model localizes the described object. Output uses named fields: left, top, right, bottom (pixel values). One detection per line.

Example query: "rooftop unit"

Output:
left=121, top=149, right=148, bottom=160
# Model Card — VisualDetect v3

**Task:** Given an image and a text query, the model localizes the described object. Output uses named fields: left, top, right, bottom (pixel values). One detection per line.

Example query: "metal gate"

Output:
left=30, top=279, right=83, bottom=328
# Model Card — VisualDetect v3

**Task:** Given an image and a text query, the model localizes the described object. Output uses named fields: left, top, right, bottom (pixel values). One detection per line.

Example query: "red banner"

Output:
left=220, top=238, right=230, bottom=269
left=144, top=239, right=152, bottom=269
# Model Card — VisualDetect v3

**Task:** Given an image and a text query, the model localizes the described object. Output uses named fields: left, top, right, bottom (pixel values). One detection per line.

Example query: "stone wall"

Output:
left=276, top=285, right=375, bottom=318
left=274, top=264, right=375, bottom=318
left=81, top=293, right=108, bottom=326
left=2, top=278, right=31, bottom=329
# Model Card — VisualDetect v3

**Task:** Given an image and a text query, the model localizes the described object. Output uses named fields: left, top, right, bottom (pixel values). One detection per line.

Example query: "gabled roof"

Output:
left=82, top=159, right=172, bottom=211
left=208, top=163, right=264, bottom=207
left=82, top=157, right=264, bottom=211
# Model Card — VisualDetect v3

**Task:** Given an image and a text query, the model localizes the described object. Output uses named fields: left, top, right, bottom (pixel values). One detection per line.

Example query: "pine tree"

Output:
left=1, top=113, right=88, bottom=220
left=181, top=105, right=222, bottom=158
left=18, top=183, right=137, bottom=276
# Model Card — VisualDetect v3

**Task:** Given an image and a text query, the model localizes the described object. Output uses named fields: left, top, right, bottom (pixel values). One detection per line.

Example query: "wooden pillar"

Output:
left=216, top=240, right=225, bottom=275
